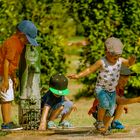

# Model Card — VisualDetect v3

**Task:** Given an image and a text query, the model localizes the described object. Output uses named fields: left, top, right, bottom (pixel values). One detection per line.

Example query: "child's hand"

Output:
left=124, top=106, right=128, bottom=114
left=0, top=80, right=9, bottom=93
left=12, top=77, right=19, bottom=90
left=88, top=107, right=94, bottom=115
left=129, top=55, right=136, bottom=66
left=67, top=74, right=79, bottom=79
left=38, top=122, right=46, bottom=131
left=72, top=104, right=77, bottom=111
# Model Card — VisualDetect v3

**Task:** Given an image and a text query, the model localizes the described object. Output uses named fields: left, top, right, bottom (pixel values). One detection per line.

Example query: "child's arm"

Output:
left=0, top=59, right=9, bottom=92
left=117, top=95, right=140, bottom=105
left=68, top=59, right=102, bottom=79
left=121, top=55, right=136, bottom=67
left=11, top=71, right=19, bottom=90
left=38, top=106, right=50, bottom=130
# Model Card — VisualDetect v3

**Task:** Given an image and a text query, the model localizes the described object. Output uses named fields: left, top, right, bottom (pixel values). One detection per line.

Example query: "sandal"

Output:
left=111, top=120, right=125, bottom=129
left=101, top=129, right=112, bottom=136
left=94, top=121, right=106, bottom=132
left=58, top=120, right=73, bottom=128
left=47, top=121, right=57, bottom=129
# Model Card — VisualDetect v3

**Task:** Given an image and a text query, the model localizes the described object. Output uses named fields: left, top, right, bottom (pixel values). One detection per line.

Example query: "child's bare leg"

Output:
left=113, top=105, right=124, bottom=121
left=96, top=108, right=106, bottom=131
left=39, top=106, right=50, bottom=130
left=1, top=102, right=12, bottom=124
left=49, top=106, right=64, bottom=121
left=111, top=104, right=125, bottom=129
left=97, top=108, right=106, bottom=121
left=59, top=106, right=74, bottom=123
left=104, top=116, right=112, bottom=131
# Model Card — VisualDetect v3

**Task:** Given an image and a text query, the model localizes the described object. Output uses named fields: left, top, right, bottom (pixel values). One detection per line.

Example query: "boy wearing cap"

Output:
left=68, top=37, right=136, bottom=134
left=0, top=20, right=38, bottom=130
left=39, top=73, right=76, bottom=131
left=88, top=65, right=140, bottom=130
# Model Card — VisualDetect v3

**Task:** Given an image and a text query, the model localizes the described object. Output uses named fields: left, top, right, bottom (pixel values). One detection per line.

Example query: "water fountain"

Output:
left=19, top=45, right=41, bottom=130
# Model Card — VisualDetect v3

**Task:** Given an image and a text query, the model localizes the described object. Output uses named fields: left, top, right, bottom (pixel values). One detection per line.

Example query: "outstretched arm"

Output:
left=68, top=59, right=102, bottom=79
left=0, top=59, right=9, bottom=92
left=117, top=96, right=140, bottom=105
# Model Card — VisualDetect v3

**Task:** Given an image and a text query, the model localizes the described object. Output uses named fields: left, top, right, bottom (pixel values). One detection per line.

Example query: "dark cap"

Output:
left=49, top=73, right=69, bottom=95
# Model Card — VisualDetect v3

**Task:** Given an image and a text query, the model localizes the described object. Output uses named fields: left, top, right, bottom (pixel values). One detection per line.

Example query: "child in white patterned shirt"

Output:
left=68, top=37, right=136, bottom=134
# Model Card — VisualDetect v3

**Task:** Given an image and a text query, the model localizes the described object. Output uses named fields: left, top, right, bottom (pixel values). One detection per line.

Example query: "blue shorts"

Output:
left=48, top=100, right=73, bottom=118
left=95, top=87, right=116, bottom=117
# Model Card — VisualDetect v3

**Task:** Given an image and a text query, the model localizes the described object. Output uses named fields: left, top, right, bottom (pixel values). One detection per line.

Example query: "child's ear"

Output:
left=105, top=47, right=107, bottom=51
left=105, top=50, right=109, bottom=55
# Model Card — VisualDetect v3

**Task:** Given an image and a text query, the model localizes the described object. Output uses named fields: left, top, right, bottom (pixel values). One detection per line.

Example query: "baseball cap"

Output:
left=120, top=65, right=137, bottom=76
left=49, top=73, right=69, bottom=96
left=17, top=20, right=38, bottom=46
left=105, top=37, right=124, bottom=55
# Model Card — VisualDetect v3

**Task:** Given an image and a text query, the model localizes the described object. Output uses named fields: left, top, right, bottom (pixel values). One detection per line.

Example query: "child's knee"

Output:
left=59, top=105, right=64, bottom=111
left=64, top=101, right=73, bottom=108
left=71, top=105, right=75, bottom=110
left=99, top=101, right=110, bottom=110
left=105, top=112, right=114, bottom=117
left=61, top=101, right=73, bottom=114
left=106, top=107, right=115, bottom=117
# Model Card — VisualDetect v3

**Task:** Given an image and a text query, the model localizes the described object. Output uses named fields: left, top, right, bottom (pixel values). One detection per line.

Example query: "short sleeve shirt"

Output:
left=0, top=34, right=24, bottom=76
left=41, top=90, right=65, bottom=108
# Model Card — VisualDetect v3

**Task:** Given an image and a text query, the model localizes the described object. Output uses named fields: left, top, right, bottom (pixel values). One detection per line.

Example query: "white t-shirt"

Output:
left=96, top=57, right=122, bottom=92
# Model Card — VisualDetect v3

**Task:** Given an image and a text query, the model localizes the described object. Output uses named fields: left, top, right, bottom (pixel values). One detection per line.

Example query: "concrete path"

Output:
left=0, top=125, right=140, bottom=140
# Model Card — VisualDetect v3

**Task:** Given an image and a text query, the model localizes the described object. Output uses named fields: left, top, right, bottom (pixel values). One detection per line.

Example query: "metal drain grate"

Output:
left=20, top=109, right=41, bottom=130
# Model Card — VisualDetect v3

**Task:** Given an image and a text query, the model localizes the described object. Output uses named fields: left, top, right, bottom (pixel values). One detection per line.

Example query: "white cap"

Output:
left=105, top=37, right=124, bottom=55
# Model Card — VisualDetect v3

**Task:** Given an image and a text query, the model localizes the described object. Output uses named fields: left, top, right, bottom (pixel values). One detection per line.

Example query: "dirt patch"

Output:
left=1, top=125, right=140, bottom=140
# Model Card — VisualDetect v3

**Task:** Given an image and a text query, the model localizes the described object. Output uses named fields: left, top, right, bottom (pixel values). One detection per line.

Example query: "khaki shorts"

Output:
left=0, top=77, right=14, bottom=102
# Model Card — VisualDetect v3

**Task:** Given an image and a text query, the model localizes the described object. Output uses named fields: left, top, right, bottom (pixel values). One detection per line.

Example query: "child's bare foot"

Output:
left=38, top=123, right=46, bottom=130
